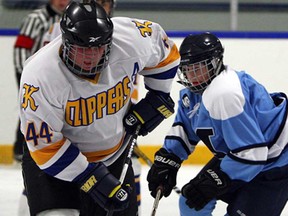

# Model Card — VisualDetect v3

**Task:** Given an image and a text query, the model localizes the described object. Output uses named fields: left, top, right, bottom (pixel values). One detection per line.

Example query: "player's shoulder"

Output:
left=42, top=21, right=61, bottom=45
left=22, top=38, right=70, bottom=98
left=202, top=67, right=245, bottom=120
left=205, top=67, right=242, bottom=98
left=112, top=16, right=163, bottom=38
left=23, top=37, right=62, bottom=77
left=112, top=17, right=161, bottom=27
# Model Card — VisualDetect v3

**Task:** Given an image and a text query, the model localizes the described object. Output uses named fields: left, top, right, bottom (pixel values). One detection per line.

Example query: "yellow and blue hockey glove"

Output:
left=79, top=162, right=131, bottom=211
left=123, top=91, right=175, bottom=136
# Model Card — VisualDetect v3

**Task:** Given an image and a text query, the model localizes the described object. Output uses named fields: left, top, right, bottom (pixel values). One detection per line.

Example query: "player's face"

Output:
left=50, top=0, right=71, bottom=12
left=184, top=62, right=210, bottom=87
left=69, top=45, right=106, bottom=72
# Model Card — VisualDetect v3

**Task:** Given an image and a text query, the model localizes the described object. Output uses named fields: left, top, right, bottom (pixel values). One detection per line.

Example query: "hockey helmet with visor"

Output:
left=178, top=32, right=224, bottom=94
left=60, top=0, right=113, bottom=76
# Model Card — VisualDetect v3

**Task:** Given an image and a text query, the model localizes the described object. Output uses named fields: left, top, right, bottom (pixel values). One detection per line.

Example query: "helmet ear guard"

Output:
left=178, top=32, right=224, bottom=94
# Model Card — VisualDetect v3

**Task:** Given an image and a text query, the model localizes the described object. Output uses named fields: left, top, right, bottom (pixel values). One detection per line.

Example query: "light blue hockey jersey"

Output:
left=164, top=67, right=288, bottom=182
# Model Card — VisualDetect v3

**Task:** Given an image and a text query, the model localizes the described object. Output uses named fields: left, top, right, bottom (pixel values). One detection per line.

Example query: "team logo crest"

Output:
left=188, top=102, right=200, bottom=119
left=132, top=20, right=152, bottom=37
left=182, top=94, right=190, bottom=108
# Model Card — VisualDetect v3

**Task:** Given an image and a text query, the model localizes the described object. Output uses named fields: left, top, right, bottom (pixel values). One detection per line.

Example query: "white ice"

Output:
left=0, top=164, right=288, bottom=216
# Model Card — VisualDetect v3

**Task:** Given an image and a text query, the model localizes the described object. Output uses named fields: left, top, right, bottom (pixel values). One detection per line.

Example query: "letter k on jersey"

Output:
left=22, top=83, right=39, bottom=111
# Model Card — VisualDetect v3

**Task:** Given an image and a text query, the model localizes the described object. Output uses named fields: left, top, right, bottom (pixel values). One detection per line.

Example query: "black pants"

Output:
left=220, top=165, right=288, bottom=216
left=14, top=120, right=25, bottom=160
left=14, top=74, right=24, bottom=161
left=22, top=143, right=138, bottom=216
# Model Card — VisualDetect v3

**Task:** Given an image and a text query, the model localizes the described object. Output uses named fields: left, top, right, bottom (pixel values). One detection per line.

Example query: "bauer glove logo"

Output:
left=80, top=175, right=97, bottom=192
left=155, top=155, right=181, bottom=169
left=157, top=105, right=173, bottom=118
left=206, top=169, right=223, bottom=186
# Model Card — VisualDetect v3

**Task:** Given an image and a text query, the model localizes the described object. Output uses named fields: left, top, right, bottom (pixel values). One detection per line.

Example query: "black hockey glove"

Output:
left=79, top=162, right=131, bottom=212
left=182, top=161, right=231, bottom=211
left=123, top=91, right=175, bottom=136
left=147, top=148, right=182, bottom=198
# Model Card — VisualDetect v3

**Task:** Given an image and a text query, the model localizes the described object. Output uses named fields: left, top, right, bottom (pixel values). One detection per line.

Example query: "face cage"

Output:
left=63, top=41, right=111, bottom=76
left=178, top=58, right=222, bottom=94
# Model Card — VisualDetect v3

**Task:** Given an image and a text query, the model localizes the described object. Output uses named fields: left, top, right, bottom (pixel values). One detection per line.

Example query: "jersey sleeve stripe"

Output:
left=167, top=123, right=197, bottom=150
left=166, top=136, right=192, bottom=155
left=144, top=44, right=180, bottom=70
left=30, top=138, right=67, bottom=165
left=82, top=135, right=125, bottom=162
left=131, top=88, right=138, bottom=103
left=143, top=66, right=178, bottom=80
left=42, top=144, right=81, bottom=177
left=144, top=77, right=174, bottom=93
left=55, top=153, right=90, bottom=181
left=229, top=145, right=268, bottom=163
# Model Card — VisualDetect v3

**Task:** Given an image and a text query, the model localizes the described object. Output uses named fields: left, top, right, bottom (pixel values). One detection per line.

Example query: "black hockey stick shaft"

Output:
left=106, top=125, right=141, bottom=216
left=119, top=125, right=141, bottom=183
left=133, top=145, right=181, bottom=195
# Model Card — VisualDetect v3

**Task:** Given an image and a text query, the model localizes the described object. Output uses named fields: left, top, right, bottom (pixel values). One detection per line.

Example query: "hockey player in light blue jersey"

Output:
left=147, top=32, right=288, bottom=216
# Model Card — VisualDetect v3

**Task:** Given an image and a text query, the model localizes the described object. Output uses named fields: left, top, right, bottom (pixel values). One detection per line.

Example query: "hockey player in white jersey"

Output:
left=19, top=1, right=179, bottom=216
left=41, top=0, right=144, bottom=214
left=43, top=0, right=143, bottom=213
left=147, top=32, right=288, bottom=216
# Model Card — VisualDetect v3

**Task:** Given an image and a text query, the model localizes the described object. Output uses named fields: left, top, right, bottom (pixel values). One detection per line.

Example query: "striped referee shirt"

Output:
left=13, top=4, right=62, bottom=80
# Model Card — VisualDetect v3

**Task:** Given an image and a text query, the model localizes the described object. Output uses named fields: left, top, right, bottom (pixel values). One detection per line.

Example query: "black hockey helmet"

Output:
left=178, top=32, right=224, bottom=93
left=60, top=0, right=113, bottom=76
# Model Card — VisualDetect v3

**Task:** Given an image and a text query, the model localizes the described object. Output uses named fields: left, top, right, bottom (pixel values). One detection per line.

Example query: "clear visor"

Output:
left=178, top=58, right=220, bottom=93
left=63, top=41, right=111, bottom=76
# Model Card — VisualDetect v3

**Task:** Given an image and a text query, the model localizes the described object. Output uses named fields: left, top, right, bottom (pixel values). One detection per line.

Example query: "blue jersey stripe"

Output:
left=144, top=65, right=178, bottom=80
left=43, top=144, right=80, bottom=177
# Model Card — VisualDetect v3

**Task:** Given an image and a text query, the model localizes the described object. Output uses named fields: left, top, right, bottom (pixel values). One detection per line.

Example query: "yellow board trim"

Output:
left=0, top=144, right=213, bottom=165
left=136, top=145, right=213, bottom=165
left=0, top=145, right=13, bottom=164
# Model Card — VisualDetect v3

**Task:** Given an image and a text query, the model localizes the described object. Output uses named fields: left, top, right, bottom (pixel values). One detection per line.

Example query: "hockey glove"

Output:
left=79, top=162, right=131, bottom=212
left=147, top=148, right=182, bottom=198
left=123, top=91, right=175, bottom=136
left=182, top=163, right=231, bottom=211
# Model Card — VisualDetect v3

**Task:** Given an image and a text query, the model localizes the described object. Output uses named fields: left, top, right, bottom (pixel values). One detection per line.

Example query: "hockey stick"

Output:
left=150, top=186, right=163, bottom=216
left=119, top=125, right=141, bottom=184
left=133, top=145, right=181, bottom=195
left=106, top=125, right=141, bottom=216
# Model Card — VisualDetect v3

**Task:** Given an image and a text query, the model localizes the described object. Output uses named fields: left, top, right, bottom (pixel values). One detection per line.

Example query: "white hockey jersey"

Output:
left=41, top=21, right=61, bottom=46
left=42, top=21, right=140, bottom=104
left=20, top=17, right=180, bottom=182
